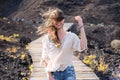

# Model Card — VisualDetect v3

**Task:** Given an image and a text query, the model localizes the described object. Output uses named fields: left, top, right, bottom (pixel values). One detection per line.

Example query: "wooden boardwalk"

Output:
left=28, top=23, right=99, bottom=80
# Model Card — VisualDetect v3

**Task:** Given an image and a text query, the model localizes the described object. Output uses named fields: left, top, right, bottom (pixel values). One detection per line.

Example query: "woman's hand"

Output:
left=48, top=75, right=55, bottom=80
left=75, top=16, right=87, bottom=51
left=47, top=72, right=55, bottom=80
left=75, top=16, right=84, bottom=28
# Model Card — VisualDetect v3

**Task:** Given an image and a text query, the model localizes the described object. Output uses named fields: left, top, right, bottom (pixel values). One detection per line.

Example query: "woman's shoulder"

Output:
left=41, top=34, right=49, bottom=42
left=67, top=31, right=78, bottom=37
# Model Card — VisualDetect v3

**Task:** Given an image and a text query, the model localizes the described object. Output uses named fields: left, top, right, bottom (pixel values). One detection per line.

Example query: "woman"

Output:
left=39, top=8, right=87, bottom=80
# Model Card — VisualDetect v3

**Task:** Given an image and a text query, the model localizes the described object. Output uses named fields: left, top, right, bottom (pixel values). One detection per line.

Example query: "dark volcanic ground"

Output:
left=0, top=0, right=120, bottom=80
left=0, top=0, right=120, bottom=26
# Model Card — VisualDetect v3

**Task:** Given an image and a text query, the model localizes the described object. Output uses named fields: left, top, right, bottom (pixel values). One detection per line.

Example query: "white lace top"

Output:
left=41, top=32, right=83, bottom=72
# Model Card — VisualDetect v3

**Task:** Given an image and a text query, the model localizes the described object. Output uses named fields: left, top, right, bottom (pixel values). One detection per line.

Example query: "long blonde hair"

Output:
left=38, top=8, right=65, bottom=48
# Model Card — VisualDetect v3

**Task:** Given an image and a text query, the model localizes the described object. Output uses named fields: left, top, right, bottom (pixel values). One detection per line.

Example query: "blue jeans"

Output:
left=52, top=66, right=76, bottom=80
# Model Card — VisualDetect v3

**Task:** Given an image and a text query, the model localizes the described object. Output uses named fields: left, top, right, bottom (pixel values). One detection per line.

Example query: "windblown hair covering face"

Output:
left=37, top=8, right=65, bottom=48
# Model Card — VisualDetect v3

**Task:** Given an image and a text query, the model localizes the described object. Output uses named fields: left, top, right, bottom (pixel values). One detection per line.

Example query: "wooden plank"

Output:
left=77, top=78, right=99, bottom=80
left=32, top=66, right=93, bottom=72
left=30, top=72, right=98, bottom=77
left=30, top=72, right=46, bottom=77
left=30, top=77, right=46, bottom=80
left=32, top=67, right=45, bottom=72
left=31, top=69, right=94, bottom=74
left=73, top=61, right=86, bottom=65
left=76, top=73, right=99, bottom=78
left=31, top=55, right=41, bottom=62
left=32, top=68, right=93, bottom=74
left=32, top=62, right=41, bottom=68
left=32, top=61, right=88, bottom=66
left=30, top=72, right=99, bottom=80
left=75, top=69, right=92, bottom=72
left=30, top=77, right=99, bottom=80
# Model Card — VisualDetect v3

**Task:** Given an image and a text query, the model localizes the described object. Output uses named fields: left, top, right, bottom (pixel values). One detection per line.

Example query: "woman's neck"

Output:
left=57, top=27, right=65, bottom=35
left=57, top=27, right=66, bottom=41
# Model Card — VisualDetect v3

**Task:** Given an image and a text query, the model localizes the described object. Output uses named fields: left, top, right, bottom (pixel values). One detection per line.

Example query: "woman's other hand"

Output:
left=75, top=16, right=84, bottom=28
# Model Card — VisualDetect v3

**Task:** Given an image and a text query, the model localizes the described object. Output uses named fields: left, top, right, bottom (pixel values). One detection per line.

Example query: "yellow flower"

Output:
left=20, top=52, right=26, bottom=59
left=25, top=45, right=29, bottom=50
left=88, top=55, right=96, bottom=59
left=13, top=33, right=19, bottom=38
left=29, top=64, right=33, bottom=72
left=5, top=37, right=12, bottom=42
left=83, top=55, right=96, bottom=65
left=0, top=35, right=13, bottom=42
left=6, top=47, right=18, bottom=53
left=83, top=56, right=92, bottom=65
left=21, top=77, right=26, bottom=80
left=0, top=35, right=4, bottom=40
left=97, top=58, right=108, bottom=72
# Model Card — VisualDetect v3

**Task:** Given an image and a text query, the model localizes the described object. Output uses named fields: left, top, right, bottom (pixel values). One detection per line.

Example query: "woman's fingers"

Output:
left=75, top=16, right=82, bottom=21
left=75, top=16, right=84, bottom=27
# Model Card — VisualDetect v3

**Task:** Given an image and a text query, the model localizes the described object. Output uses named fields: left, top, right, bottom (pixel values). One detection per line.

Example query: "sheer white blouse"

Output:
left=41, top=32, right=83, bottom=72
